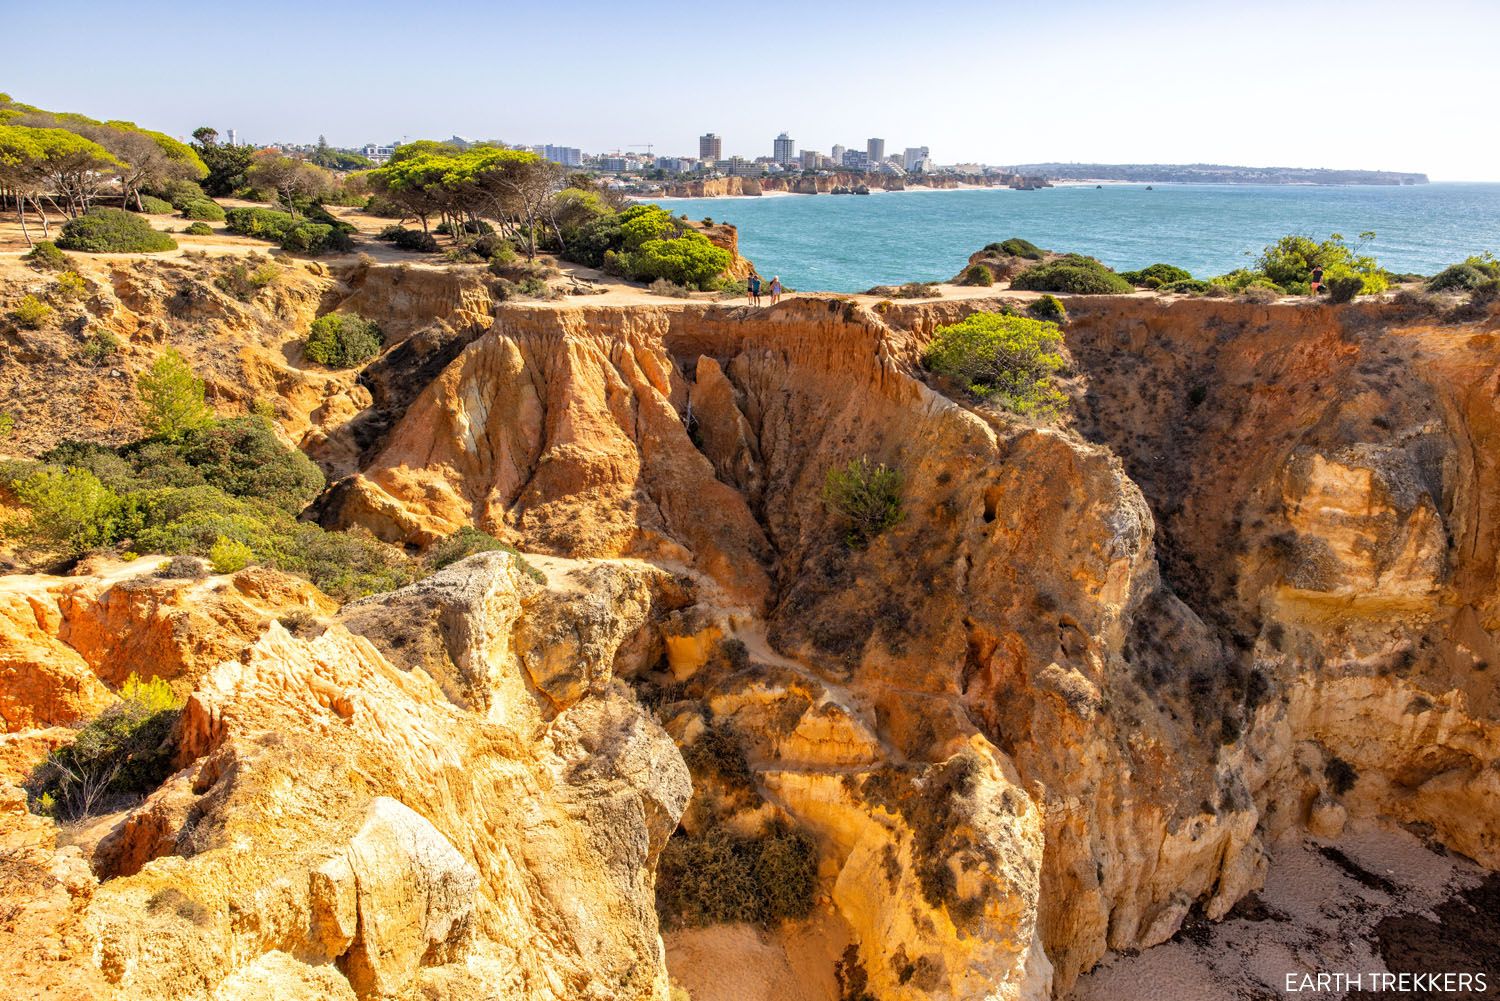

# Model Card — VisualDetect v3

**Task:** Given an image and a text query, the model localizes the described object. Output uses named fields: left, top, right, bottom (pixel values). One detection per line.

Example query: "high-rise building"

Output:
left=866, top=138, right=885, bottom=163
left=830, top=144, right=845, bottom=166
left=699, top=133, right=723, bottom=161
left=773, top=132, right=796, bottom=165
left=800, top=149, right=823, bottom=170
left=535, top=145, right=582, bottom=167
left=842, top=149, right=869, bottom=170
left=902, top=146, right=930, bottom=170
left=227, top=128, right=238, bottom=146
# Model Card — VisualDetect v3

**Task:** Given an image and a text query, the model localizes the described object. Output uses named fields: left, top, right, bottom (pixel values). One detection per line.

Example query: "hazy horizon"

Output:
left=8, top=0, right=1499, bottom=181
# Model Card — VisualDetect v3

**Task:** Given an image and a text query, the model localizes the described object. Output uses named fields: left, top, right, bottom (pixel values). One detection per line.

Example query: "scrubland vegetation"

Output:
left=923, top=311, right=1069, bottom=416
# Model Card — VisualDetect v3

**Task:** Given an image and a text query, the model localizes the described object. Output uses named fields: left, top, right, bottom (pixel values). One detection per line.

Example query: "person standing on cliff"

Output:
left=748, top=272, right=762, bottom=306
left=1310, top=264, right=1325, bottom=296
left=768, top=275, right=783, bottom=305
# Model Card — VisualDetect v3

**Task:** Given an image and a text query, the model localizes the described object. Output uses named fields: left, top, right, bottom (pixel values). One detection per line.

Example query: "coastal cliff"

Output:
left=1, top=260, right=1497, bottom=1000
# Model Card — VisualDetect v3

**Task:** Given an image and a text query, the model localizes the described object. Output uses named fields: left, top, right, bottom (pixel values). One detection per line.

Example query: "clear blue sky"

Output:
left=7, top=0, right=1498, bottom=179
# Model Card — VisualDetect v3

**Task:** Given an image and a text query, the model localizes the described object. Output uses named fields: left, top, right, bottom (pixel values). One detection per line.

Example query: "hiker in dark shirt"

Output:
left=748, top=273, right=762, bottom=306
left=1310, top=264, right=1325, bottom=296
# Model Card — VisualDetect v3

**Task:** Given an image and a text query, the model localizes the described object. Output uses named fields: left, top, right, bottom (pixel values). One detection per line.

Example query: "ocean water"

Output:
left=654, top=182, right=1500, bottom=293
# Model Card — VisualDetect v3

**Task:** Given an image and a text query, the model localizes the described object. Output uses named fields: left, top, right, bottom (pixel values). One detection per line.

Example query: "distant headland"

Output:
left=1002, top=163, right=1429, bottom=185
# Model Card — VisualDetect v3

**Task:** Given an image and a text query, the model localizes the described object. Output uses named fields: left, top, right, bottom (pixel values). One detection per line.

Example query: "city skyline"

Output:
left=7, top=0, right=1500, bottom=180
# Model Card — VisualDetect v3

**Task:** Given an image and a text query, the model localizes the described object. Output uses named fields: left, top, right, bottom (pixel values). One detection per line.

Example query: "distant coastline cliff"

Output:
left=1004, top=163, right=1429, bottom=185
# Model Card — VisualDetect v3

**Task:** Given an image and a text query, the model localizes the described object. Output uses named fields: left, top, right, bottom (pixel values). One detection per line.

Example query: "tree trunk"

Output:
left=17, top=198, right=32, bottom=247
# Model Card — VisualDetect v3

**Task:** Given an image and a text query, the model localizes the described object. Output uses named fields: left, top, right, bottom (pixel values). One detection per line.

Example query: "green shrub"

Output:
left=154, top=179, right=208, bottom=209
left=1211, top=269, right=1282, bottom=294
left=984, top=238, right=1045, bottom=260
left=377, top=226, right=440, bottom=252
left=138, top=348, right=213, bottom=440
left=304, top=313, right=384, bottom=368
left=134, top=196, right=175, bottom=215
left=923, top=311, right=1068, bottom=416
left=26, top=673, right=183, bottom=820
left=184, top=221, right=213, bottom=236
left=225, top=206, right=299, bottom=242
left=1426, top=256, right=1500, bottom=292
left=0, top=412, right=13, bottom=437
left=1121, top=263, right=1192, bottom=288
left=52, top=272, right=86, bottom=302
left=823, top=457, right=904, bottom=547
left=656, top=823, right=817, bottom=929
left=179, top=200, right=225, bottom=221
left=11, top=294, right=54, bottom=329
left=1257, top=232, right=1385, bottom=295
left=213, top=261, right=280, bottom=300
left=80, top=329, right=120, bottom=365
left=209, top=534, right=254, bottom=573
left=1161, top=278, right=1212, bottom=295
left=56, top=208, right=178, bottom=253
left=23, top=241, right=73, bottom=271
left=960, top=263, right=993, bottom=286
left=475, top=233, right=516, bottom=261
left=280, top=221, right=352, bottom=255
left=1326, top=275, right=1366, bottom=304
left=170, top=417, right=324, bottom=510
left=1011, top=255, right=1134, bottom=294
left=8, top=466, right=122, bottom=554
left=1028, top=294, right=1067, bottom=323
left=628, top=232, right=731, bottom=290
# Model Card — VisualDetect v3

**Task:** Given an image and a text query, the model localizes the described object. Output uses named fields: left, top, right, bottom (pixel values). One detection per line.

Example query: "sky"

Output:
left=6, top=0, right=1499, bottom=180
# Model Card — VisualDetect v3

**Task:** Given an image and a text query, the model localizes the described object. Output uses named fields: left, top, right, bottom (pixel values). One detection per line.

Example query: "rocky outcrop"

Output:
left=0, top=552, right=693, bottom=1000
left=3, top=259, right=1499, bottom=1001
left=313, top=292, right=1500, bottom=996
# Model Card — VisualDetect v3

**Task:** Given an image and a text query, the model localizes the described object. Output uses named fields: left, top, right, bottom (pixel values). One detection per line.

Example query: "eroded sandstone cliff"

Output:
left=2, top=262, right=1497, bottom=1001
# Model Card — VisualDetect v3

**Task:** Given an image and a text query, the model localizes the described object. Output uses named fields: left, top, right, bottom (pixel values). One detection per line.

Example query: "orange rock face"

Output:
left=2, top=256, right=1499, bottom=1001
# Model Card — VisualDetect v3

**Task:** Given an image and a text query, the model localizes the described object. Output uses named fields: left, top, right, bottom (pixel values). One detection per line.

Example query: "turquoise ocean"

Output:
left=654, top=182, right=1500, bottom=293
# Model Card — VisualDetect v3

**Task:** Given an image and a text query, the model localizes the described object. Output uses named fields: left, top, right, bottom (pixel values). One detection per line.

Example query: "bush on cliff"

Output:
left=227, top=207, right=351, bottom=254
left=1121, top=263, right=1192, bottom=288
left=1257, top=232, right=1386, bottom=295
left=628, top=232, right=733, bottom=290
left=376, top=225, right=440, bottom=253
left=184, top=221, right=214, bottom=236
left=1326, top=275, right=1366, bottom=304
left=303, top=312, right=384, bottom=368
left=23, top=241, right=74, bottom=271
left=823, top=457, right=904, bottom=548
left=984, top=237, right=1045, bottom=260
left=1028, top=294, right=1067, bottom=323
left=656, top=823, right=817, bottom=929
left=923, top=311, right=1068, bottom=416
left=1426, top=255, right=1500, bottom=292
left=27, top=673, right=183, bottom=820
left=960, top=263, right=993, bottom=286
left=1011, top=254, right=1134, bottom=295
left=56, top=208, right=177, bottom=253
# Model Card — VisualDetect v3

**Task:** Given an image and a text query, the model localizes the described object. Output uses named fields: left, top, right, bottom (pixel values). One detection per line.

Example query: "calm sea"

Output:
left=654, top=182, right=1500, bottom=292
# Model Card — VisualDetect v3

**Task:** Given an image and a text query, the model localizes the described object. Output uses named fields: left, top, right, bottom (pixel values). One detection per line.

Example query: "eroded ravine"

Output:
left=2, top=260, right=1497, bottom=1001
